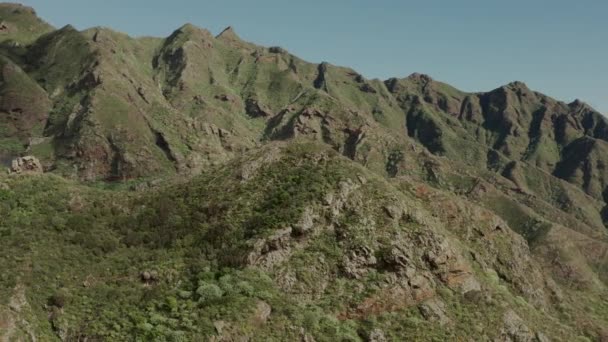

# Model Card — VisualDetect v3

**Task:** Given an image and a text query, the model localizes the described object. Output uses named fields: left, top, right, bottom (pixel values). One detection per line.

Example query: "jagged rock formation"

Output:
left=0, top=3, right=607, bottom=341
left=8, top=155, right=41, bottom=173
left=1, top=7, right=606, bottom=207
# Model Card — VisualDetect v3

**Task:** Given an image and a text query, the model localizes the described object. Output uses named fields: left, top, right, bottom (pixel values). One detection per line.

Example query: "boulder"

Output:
left=342, top=246, right=377, bottom=279
left=292, top=207, right=317, bottom=236
left=245, top=98, right=272, bottom=117
left=9, top=156, right=43, bottom=174
left=367, top=328, right=387, bottom=342
left=140, top=270, right=158, bottom=283
left=140, top=271, right=151, bottom=282
left=496, top=310, right=535, bottom=342
left=418, top=298, right=451, bottom=326
left=214, top=320, right=227, bottom=334
left=382, top=204, right=402, bottom=220
left=252, top=301, right=271, bottom=325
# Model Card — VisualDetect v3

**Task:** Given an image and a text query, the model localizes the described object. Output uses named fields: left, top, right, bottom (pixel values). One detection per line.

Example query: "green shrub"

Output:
left=177, top=290, right=192, bottom=299
left=235, top=281, right=255, bottom=297
left=48, top=289, right=70, bottom=308
left=196, top=282, right=223, bottom=303
left=166, top=296, right=179, bottom=312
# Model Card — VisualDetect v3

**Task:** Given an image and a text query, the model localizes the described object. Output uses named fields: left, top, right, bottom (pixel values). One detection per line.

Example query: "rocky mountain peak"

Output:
left=569, top=98, right=592, bottom=110
left=406, top=72, right=434, bottom=83
left=216, top=25, right=240, bottom=40
left=505, top=80, right=529, bottom=90
left=175, top=22, right=213, bottom=38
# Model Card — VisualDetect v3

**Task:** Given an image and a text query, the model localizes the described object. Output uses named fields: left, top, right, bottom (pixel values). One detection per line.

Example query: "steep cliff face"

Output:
left=386, top=75, right=608, bottom=202
left=1, top=4, right=608, bottom=341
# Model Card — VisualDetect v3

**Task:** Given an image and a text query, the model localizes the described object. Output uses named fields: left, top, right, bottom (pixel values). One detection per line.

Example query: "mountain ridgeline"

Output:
left=1, top=3, right=608, bottom=341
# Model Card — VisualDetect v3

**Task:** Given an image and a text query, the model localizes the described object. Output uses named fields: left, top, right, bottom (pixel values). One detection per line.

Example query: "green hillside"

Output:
left=1, top=3, right=607, bottom=341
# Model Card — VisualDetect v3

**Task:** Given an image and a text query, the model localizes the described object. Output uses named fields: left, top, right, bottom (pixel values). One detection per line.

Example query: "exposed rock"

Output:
left=9, top=156, right=43, bottom=174
left=215, top=94, right=236, bottom=102
left=247, top=227, right=293, bottom=268
left=213, top=320, right=227, bottom=335
left=345, top=280, right=434, bottom=319
left=49, top=306, right=68, bottom=341
left=418, top=297, right=451, bottom=326
left=292, top=207, right=317, bottom=236
left=136, top=86, right=149, bottom=103
left=535, top=332, right=550, bottom=342
left=140, top=270, right=158, bottom=283
left=342, top=245, right=377, bottom=279
left=299, top=327, right=316, bottom=342
left=252, top=301, right=271, bottom=325
left=268, top=46, right=286, bottom=54
left=2, top=283, right=37, bottom=341
left=210, top=320, right=250, bottom=342
left=140, top=271, right=151, bottom=282
left=380, top=245, right=414, bottom=272
left=324, top=179, right=360, bottom=218
left=383, top=204, right=403, bottom=220
left=420, top=233, right=480, bottom=293
left=359, top=83, right=377, bottom=94
left=357, top=174, right=367, bottom=184
left=367, top=328, right=387, bottom=342
left=496, top=310, right=535, bottom=342
left=459, top=276, right=482, bottom=294
left=407, top=274, right=436, bottom=302
left=216, top=26, right=240, bottom=41
left=245, top=98, right=272, bottom=117
left=313, top=62, right=329, bottom=91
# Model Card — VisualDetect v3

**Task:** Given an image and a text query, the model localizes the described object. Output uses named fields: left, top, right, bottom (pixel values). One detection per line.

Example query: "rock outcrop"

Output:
left=9, top=156, right=42, bottom=174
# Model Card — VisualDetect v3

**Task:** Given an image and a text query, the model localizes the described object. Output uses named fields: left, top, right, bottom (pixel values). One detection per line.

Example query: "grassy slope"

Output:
left=0, top=54, right=50, bottom=159
left=1, top=141, right=606, bottom=341
left=0, top=3, right=53, bottom=45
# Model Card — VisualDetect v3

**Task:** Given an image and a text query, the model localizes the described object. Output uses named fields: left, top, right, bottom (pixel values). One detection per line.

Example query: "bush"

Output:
left=177, top=290, right=192, bottom=299
left=166, top=296, right=179, bottom=312
left=196, top=282, right=223, bottom=303
left=48, top=290, right=69, bottom=308
left=235, top=281, right=255, bottom=297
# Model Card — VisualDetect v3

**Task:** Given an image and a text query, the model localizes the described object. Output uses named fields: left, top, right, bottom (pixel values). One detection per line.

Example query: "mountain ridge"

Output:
left=1, top=3, right=608, bottom=341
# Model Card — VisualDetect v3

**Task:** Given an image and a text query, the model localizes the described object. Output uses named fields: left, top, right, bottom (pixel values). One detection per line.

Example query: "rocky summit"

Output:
left=0, top=3, right=607, bottom=341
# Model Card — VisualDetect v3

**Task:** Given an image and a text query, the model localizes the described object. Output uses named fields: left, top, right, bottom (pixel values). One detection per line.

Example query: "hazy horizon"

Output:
left=18, top=0, right=608, bottom=113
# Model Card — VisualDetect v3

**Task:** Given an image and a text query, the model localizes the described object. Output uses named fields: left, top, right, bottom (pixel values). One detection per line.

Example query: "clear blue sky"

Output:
left=20, top=0, right=608, bottom=113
